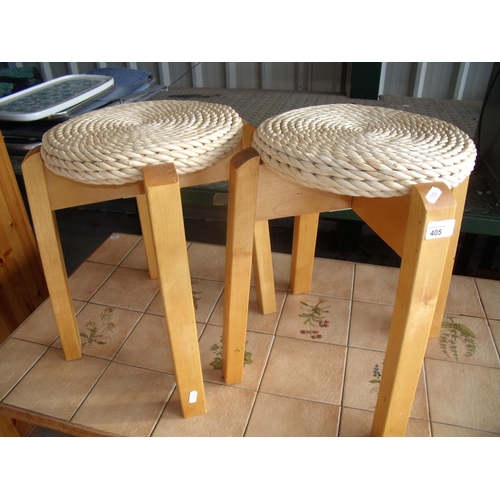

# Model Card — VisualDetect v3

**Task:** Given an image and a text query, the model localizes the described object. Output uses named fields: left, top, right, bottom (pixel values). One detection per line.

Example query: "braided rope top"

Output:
left=41, top=100, right=243, bottom=185
left=253, top=104, right=477, bottom=198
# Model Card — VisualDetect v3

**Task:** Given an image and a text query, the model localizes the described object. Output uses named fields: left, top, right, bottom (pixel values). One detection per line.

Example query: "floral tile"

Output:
left=425, top=358, right=500, bottom=434
left=209, top=286, right=286, bottom=334
left=68, top=261, right=116, bottom=301
left=444, top=275, right=484, bottom=317
left=198, top=324, right=273, bottom=391
left=72, top=362, right=176, bottom=436
left=0, top=339, right=48, bottom=400
left=3, top=347, right=109, bottom=421
left=120, top=238, right=150, bottom=271
left=50, top=304, right=142, bottom=360
left=259, top=336, right=346, bottom=405
left=352, top=264, right=400, bottom=305
left=114, top=313, right=204, bottom=373
left=426, top=314, right=500, bottom=368
left=348, top=301, right=393, bottom=351
left=152, top=382, right=256, bottom=436
left=275, top=293, right=350, bottom=345
left=245, top=392, right=340, bottom=437
left=187, top=242, right=226, bottom=281
left=12, top=298, right=85, bottom=346
left=146, top=278, right=224, bottom=324
left=338, top=407, right=431, bottom=437
left=431, top=422, right=500, bottom=437
left=342, top=347, right=429, bottom=420
left=308, top=258, right=354, bottom=299
left=90, top=267, right=158, bottom=311
left=475, top=278, right=500, bottom=320
left=87, top=233, right=141, bottom=266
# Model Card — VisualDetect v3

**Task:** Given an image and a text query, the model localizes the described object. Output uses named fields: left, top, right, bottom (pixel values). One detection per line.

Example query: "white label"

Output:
left=425, top=220, right=456, bottom=240
left=425, top=187, right=442, bottom=204
left=189, top=391, right=198, bottom=403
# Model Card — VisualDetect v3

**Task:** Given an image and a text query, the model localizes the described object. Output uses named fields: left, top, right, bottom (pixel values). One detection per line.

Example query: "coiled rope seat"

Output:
left=41, top=100, right=243, bottom=185
left=252, top=103, right=476, bottom=198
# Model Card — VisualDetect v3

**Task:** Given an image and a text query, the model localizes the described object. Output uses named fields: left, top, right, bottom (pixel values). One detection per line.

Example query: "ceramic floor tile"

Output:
left=352, top=263, right=400, bottom=305
left=188, top=242, right=226, bottom=281
left=72, top=362, right=176, bottom=436
left=90, top=267, right=158, bottom=311
left=0, top=339, right=48, bottom=400
left=342, top=347, right=429, bottom=420
left=245, top=392, right=340, bottom=437
left=120, top=239, right=150, bottom=271
left=431, top=422, right=500, bottom=437
left=338, top=407, right=431, bottom=437
left=198, top=325, right=273, bottom=391
left=348, top=301, right=393, bottom=351
left=444, top=275, right=484, bottom=317
left=425, top=358, right=500, bottom=434
left=276, top=293, right=350, bottom=345
left=68, top=261, right=116, bottom=301
left=12, top=298, right=85, bottom=346
left=259, top=336, right=346, bottom=405
left=3, top=347, right=109, bottom=420
left=114, top=313, right=204, bottom=373
left=250, top=251, right=292, bottom=292
left=50, top=303, right=142, bottom=360
left=147, top=278, right=224, bottom=323
left=489, top=319, right=500, bottom=354
left=475, top=278, right=500, bottom=320
left=309, top=258, right=355, bottom=299
left=209, top=286, right=286, bottom=334
left=87, top=233, right=141, bottom=266
left=426, top=314, right=500, bottom=368
left=152, top=382, right=256, bottom=436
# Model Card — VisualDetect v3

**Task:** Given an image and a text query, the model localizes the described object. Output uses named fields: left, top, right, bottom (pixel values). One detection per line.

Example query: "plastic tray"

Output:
left=0, top=74, right=114, bottom=122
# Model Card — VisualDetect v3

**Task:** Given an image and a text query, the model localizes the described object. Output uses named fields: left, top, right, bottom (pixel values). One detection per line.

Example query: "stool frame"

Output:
left=222, top=147, right=469, bottom=436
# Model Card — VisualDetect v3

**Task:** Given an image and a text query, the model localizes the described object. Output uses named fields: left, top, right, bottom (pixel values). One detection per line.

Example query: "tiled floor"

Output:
left=1, top=233, right=499, bottom=437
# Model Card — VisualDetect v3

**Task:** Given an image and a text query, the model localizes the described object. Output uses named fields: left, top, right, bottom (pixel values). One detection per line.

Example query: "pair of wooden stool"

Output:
left=22, top=100, right=476, bottom=435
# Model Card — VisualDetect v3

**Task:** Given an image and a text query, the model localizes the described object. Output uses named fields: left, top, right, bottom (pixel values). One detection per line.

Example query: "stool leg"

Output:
left=143, top=164, right=206, bottom=418
left=290, top=213, right=320, bottom=294
left=429, top=177, right=470, bottom=339
left=136, top=194, right=159, bottom=280
left=21, top=152, right=82, bottom=361
left=252, top=220, right=277, bottom=315
left=371, top=183, right=457, bottom=436
left=222, top=149, right=260, bottom=385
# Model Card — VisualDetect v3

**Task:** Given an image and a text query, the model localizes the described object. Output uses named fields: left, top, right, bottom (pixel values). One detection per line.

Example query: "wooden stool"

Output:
left=21, top=100, right=274, bottom=419
left=222, top=104, right=476, bottom=436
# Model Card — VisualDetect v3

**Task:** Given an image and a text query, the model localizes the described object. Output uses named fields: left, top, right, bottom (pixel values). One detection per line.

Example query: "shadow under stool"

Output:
left=222, top=104, right=477, bottom=436
left=21, top=100, right=275, bottom=419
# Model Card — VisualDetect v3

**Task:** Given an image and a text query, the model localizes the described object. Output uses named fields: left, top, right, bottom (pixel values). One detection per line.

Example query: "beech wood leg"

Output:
left=428, top=178, right=470, bottom=339
left=290, top=213, right=320, bottom=294
left=136, top=194, right=159, bottom=280
left=222, top=149, right=260, bottom=385
left=252, top=220, right=277, bottom=315
left=22, top=153, right=82, bottom=361
left=371, top=183, right=457, bottom=436
left=143, top=164, right=206, bottom=418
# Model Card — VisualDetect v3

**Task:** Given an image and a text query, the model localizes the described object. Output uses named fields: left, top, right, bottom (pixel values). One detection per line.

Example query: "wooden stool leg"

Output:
left=143, top=164, right=206, bottom=418
left=429, top=178, right=470, bottom=338
left=290, top=213, right=320, bottom=294
left=136, top=194, right=159, bottom=280
left=371, top=183, right=457, bottom=436
left=222, top=149, right=260, bottom=385
left=22, top=152, right=82, bottom=361
left=252, top=220, right=277, bottom=315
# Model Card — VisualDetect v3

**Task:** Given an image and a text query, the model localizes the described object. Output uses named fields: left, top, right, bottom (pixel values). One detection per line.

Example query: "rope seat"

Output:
left=252, top=103, right=477, bottom=198
left=41, top=100, right=243, bottom=185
